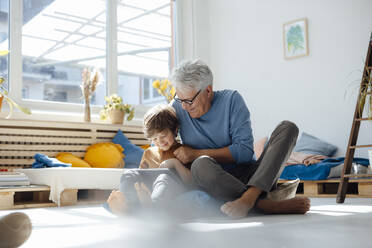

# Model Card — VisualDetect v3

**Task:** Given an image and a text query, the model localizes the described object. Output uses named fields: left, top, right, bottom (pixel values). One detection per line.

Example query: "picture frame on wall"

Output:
left=283, top=18, right=309, bottom=59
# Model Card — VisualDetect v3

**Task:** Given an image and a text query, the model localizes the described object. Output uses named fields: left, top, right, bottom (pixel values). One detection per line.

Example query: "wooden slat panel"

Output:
left=0, top=119, right=143, bottom=132
left=343, top=174, right=372, bottom=178
left=0, top=136, right=93, bottom=144
left=278, top=179, right=372, bottom=198
left=359, top=183, right=372, bottom=196
left=279, top=179, right=372, bottom=183
left=97, top=132, right=146, bottom=139
left=0, top=133, right=146, bottom=142
left=0, top=119, right=99, bottom=130
left=0, top=185, right=50, bottom=192
left=0, top=128, right=94, bottom=137
left=0, top=142, right=147, bottom=151
left=130, top=140, right=150, bottom=146
left=0, top=159, right=33, bottom=165
left=0, top=192, right=14, bottom=208
left=303, top=182, right=320, bottom=196
left=0, top=144, right=89, bottom=151
left=0, top=151, right=85, bottom=157
left=95, top=137, right=149, bottom=144
left=295, top=194, right=372, bottom=198
left=97, top=126, right=143, bottom=132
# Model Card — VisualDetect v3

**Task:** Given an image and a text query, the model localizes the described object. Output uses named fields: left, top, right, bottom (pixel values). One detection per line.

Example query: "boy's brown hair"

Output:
left=143, top=104, right=179, bottom=139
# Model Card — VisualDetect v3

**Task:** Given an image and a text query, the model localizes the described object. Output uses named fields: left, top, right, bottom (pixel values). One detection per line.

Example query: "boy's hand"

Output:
left=173, top=145, right=198, bottom=164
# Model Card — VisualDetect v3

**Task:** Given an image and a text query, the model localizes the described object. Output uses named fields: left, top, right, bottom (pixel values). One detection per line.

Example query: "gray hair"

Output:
left=170, top=59, right=213, bottom=91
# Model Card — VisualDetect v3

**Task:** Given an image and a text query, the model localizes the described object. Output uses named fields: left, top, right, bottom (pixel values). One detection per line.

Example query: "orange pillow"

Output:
left=84, top=142, right=125, bottom=168
left=56, top=153, right=91, bottom=167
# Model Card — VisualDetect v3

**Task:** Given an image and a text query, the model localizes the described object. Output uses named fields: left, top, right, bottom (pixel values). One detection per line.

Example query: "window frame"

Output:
left=140, top=77, right=165, bottom=104
left=7, top=0, right=178, bottom=119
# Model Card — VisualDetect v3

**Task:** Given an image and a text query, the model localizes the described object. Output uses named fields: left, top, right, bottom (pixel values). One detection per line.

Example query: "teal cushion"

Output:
left=112, top=130, right=144, bottom=168
left=294, top=132, right=337, bottom=157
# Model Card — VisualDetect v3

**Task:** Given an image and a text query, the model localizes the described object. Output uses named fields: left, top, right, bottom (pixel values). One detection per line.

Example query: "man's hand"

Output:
left=173, top=145, right=199, bottom=164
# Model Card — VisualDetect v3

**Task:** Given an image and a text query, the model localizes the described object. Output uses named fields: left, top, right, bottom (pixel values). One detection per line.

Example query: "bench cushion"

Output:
left=84, top=143, right=124, bottom=168
left=56, top=153, right=91, bottom=168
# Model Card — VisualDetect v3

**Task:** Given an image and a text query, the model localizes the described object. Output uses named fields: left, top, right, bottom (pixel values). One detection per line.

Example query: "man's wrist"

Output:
left=193, top=149, right=203, bottom=160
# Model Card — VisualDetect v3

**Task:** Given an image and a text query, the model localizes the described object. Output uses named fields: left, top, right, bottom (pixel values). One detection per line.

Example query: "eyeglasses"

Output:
left=174, top=90, right=201, bottom=105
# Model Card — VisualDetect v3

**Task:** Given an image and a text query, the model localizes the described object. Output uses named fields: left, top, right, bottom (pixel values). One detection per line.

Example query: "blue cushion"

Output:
left=112, top=130, right=144, bottom=168
left=294, top=132, right=338, bottom=157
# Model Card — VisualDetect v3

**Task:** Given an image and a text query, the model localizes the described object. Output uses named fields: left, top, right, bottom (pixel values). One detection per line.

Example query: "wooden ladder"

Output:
left=336, top=33, right=372, bottom=203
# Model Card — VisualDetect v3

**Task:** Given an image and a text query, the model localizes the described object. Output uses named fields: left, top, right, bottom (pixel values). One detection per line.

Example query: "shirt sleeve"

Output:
left=227, top=91, right=254, bottom=164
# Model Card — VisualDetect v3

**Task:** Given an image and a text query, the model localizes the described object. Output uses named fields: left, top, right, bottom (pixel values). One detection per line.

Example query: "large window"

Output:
left=0, top=0, right=8, bottom=92
left=2, top=0, right=175, bottom=115
left=22, top=0, right=107, bottom=105
left=117, top=0, right=173, bottom=105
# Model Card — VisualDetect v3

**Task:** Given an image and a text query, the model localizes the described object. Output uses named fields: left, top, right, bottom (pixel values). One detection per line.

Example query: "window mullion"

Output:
left=9, top=0, right=23, bottom=102
left=106, top=0, right=118, bottom=95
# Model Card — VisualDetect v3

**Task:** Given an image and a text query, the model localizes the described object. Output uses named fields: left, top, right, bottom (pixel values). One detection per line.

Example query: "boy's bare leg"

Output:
left=134, top=182, right=152, bottom=207
left=221, top=186, right=262, bottom=219
left=107, top=190, right=130, bottom=216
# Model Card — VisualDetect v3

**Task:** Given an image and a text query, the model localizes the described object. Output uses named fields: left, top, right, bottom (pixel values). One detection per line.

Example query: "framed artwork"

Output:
left=283, top=18, right=308, bottom=59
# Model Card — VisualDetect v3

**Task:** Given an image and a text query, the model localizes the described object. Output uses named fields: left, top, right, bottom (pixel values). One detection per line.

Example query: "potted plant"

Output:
left=100, top=94, right=134, bottom=124
left=0, top=50, right=31, bottom=118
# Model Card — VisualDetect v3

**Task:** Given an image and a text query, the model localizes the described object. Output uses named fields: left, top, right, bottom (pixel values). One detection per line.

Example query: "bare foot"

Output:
left=134, top=182, right=152, bottom=207
left=220, top=187, right=262, bottom=219
left=256, top=197, right=311, bottom=214
left=107, top=190, right=129, bottom=216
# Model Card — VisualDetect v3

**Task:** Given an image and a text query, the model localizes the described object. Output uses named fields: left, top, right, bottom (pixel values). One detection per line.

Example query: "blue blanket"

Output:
left=32, top=153, right=71, bottom=168
left=280, top=157, right=370, bottom=180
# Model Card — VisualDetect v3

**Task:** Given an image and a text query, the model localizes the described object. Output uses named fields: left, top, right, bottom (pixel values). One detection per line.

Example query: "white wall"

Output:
left=178, top=0, right=372, bottom=158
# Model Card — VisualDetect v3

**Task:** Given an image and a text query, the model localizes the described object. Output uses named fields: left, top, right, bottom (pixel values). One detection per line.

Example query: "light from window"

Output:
left=117, top=0, right=172, bottom=105
left=21, top=0, right=107, bottom=105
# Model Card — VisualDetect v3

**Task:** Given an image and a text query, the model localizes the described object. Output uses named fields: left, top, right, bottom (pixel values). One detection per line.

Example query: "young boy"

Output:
left=107, top=104, right=192, bottom=215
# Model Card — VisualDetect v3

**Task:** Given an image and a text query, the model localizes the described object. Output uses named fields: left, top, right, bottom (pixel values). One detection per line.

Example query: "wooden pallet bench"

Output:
left=0, top=119, right=148, bottom=169
left=279, top=178, right=372, bottom=198
left=0, top=185, right=57, bottom=210
left=0, top=185, right=112, bottom=210
left=0, top=118, right=148, bottom=210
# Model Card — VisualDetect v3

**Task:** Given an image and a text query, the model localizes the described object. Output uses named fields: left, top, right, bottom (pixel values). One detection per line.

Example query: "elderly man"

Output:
left=170, top=59, right=310, bottom=218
